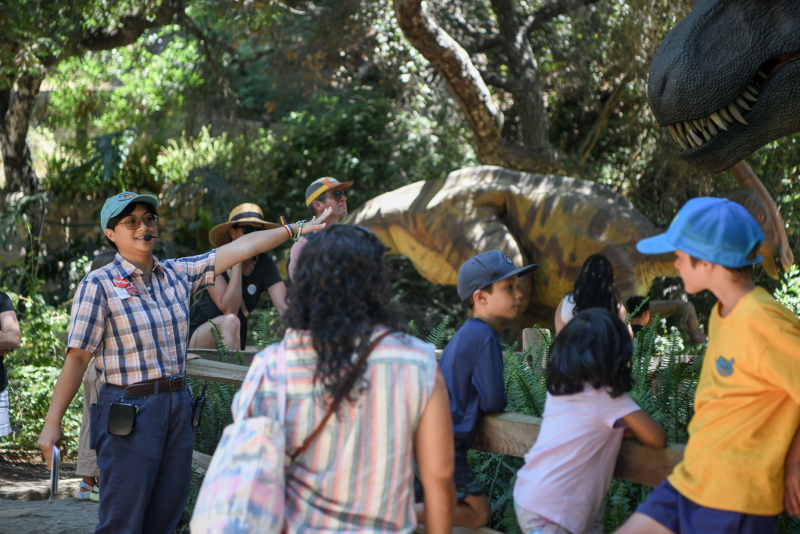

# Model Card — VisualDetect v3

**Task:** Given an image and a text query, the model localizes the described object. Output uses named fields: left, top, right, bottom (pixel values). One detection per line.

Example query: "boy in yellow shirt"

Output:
left=618, top=197, right=800, bottom=534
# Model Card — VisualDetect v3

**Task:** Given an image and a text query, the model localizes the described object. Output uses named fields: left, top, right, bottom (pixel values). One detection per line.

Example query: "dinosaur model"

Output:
left=648, top=0, right=800, bottom=175
left=347, top=163, right=791, bottom=344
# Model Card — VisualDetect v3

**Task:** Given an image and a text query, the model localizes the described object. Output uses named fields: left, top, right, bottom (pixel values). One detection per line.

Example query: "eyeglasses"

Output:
left=322, top=190, right=347, bottom=202
left=117, top=214, right=158, bottom=231
left=233, top=225, right=262, bottom=235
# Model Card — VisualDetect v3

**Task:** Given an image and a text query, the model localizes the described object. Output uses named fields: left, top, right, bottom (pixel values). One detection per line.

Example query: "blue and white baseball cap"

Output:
left=457, top=250, right=539, bottom=301
left=637, top=197, right=764, bottom=268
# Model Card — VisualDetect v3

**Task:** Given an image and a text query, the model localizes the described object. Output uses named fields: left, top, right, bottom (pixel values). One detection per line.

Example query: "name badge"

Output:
left=114, top=286, right=131, bottom=300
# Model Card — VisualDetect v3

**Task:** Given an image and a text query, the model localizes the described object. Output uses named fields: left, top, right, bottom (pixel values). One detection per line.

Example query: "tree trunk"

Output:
left=1, top=75, right=47, bottom=295
left=0, top=75, right=42, bottom=195
left=490, top=0, right=550, bottom=149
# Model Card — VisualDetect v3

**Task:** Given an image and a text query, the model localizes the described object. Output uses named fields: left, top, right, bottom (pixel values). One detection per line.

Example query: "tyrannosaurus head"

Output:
left=648, top=0, right=800, bottom=174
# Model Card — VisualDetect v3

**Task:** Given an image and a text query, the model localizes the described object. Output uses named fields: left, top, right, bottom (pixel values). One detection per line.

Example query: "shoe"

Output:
left=90, top=485, right=100, bottom=502
left=77, top=481, right=94, bottom=500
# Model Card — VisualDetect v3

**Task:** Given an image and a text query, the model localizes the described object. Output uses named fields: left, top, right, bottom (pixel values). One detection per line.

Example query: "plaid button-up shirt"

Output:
left=67, top=251, right=216, bottom=386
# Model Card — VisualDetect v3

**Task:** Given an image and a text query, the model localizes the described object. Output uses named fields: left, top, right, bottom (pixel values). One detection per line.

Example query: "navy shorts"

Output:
left=453, top=457, right=485, bottom=501
left=637, top=481, right=778, bottom=534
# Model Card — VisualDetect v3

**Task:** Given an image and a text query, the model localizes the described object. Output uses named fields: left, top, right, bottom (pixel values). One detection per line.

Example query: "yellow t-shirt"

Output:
left=669, top=287, right=800, bottom=515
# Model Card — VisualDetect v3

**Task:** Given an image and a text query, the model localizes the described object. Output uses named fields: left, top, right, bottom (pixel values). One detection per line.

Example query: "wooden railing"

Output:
left=185, top=346, right=685, bottom=533
left=185, top=359, right=684, bottom=488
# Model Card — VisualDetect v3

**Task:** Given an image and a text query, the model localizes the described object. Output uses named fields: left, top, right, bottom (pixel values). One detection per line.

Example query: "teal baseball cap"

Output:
left=637, top=197, right=764, bottom=268
left=100, top=192, right=160, bottom=232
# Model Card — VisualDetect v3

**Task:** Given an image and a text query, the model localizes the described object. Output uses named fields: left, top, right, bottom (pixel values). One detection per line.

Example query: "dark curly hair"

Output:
left=570, top=253, right=621, bottom=316
left=547, top=308, right=633, bottom=398
left=286, top=225, right=408, bottom=407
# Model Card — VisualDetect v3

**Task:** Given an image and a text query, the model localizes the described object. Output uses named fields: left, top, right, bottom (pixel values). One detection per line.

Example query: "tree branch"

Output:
left=79, top=0, right=184, bottom=52
left=524, top=0, right=600, bottom=34
left=393, top=0, right=567, bottom=175
left=178, top=14, right=274, bottom=66
left=578, top=75, right=628, bottom=163
left=480, top=71, right=522, bottom=92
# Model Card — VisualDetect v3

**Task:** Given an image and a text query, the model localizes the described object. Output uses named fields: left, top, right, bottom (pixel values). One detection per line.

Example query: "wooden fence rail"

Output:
left=185, top=359, right=685, bottom=488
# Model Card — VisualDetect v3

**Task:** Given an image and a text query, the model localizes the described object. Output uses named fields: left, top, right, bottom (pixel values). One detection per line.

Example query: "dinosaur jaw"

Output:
left=664, top=54, right=800, bottom=174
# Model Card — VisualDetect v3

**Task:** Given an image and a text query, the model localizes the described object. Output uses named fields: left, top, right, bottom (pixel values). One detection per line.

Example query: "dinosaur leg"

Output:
left=648, top=300, right=707, bottom=344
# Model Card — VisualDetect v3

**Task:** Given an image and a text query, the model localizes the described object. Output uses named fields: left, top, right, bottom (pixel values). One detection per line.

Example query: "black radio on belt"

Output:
left=192, top=383, right=207, bottom=428
left=108, top=401, right=138, bottom=436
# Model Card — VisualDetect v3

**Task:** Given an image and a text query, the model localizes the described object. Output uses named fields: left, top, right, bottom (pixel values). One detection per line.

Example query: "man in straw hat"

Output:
left=288, top=177, right=353, bottom=281
left=189, top=203, right=287, bottom=351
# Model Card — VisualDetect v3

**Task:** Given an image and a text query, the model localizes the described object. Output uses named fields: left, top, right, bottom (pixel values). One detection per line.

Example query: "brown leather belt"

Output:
left=123, top=376, right=185, bottom=395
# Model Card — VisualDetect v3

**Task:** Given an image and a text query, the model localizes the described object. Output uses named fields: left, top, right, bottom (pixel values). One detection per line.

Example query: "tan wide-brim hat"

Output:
left=209, top=203, right=280, bottom=247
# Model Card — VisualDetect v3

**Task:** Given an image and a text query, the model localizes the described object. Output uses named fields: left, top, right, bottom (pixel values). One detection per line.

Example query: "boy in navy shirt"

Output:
left=417, top=251, right=538, bottom=528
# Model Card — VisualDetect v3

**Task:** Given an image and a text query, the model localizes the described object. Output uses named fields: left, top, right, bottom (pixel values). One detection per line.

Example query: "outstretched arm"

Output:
left=622, top=410, right=667, bottom=448
left=214, top=209, right=331, bottom=277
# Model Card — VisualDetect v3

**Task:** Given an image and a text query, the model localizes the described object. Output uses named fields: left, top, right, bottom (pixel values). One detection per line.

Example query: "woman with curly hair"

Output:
left=234, top=225, right=455, bottom=533
left=555, top=253, right=633, bottom=337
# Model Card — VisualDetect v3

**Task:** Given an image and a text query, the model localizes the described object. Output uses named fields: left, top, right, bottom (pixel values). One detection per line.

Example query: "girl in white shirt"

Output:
left=514, top=308, right=666, bottom=533
left=555, top=254, right=633, bottom=338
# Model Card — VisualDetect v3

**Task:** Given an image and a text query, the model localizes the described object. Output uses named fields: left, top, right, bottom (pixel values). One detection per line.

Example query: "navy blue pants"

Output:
left=91, top=382, right=194, bottom=534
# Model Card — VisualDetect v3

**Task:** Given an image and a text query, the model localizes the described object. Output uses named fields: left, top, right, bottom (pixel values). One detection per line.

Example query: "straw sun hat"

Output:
left=208, top=203, right=280, bottom=247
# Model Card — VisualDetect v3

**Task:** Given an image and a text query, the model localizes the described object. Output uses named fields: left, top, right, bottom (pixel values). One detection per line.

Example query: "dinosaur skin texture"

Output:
left=648, top=0, right=800, bottom=174
left=348, top=165, right=790, bottom=344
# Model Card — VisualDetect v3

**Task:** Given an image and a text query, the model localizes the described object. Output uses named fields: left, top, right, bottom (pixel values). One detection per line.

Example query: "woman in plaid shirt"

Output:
left=37, top=192, right=329, bottom=534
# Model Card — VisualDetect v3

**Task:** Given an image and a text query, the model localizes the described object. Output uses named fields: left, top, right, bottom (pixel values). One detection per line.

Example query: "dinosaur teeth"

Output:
left=735, top=96, right=751, bottom=111
left=709, top=112, right=728, bottom=130
left=727, top=103, right=748, bottom=125
left=741, top=90, right=758, bottom=103
left=672, top=71, right=762, bottom=152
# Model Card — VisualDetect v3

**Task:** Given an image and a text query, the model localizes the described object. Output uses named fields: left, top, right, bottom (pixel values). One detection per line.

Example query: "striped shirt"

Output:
left=237, top=328, right=437, bottom=534
left=67, top=252, right=216, bottom=386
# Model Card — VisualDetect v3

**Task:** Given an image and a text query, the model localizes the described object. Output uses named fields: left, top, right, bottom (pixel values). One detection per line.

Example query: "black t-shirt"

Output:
left=0, top=291, right=16, bottom=392
left=189, top=253, right=283, bottom=349
left=632, top=324, right=646, bottom=337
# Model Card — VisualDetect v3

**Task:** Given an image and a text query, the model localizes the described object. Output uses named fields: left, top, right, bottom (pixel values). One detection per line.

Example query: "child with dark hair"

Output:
left=514, top=308, right=666, bottom=534
left=555, top=254, right=633, bottom=338
left=626, top=296, right=651, bottom=337
left=419, top=251, right=538, bottom=528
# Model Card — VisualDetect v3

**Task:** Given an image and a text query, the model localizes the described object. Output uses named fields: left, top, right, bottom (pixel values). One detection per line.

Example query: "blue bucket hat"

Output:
left=100, top=192, right=160, bottom=232
left=636, top=197, right=764, bottom=268
left=457, top=250, right=539, bottom=301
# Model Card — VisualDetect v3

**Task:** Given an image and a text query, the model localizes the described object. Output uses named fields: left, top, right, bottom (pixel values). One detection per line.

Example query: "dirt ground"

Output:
left=0, top=499, right=99, bottom=534
left=0, top=457, right=79, bottom=485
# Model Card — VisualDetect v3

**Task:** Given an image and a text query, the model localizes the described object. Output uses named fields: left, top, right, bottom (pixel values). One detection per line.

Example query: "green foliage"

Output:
left=425, top=316, right=451, bottom=350
left=1, top=290, right=75, bottom=452
left=775, top=265, right=800, bottom=316
left=5, top=365, right=82, bottom=453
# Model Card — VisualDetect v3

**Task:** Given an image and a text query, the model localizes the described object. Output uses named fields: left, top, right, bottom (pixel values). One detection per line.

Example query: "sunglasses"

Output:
left=233, top=225, right=263, bottom=235
left=117, top=214, right=158, bottom=231
left=322, top=190, right=347, bottom=201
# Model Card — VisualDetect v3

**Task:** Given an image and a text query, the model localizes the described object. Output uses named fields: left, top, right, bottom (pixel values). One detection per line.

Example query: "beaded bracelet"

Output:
left=293, top=221, right=305, bottom=242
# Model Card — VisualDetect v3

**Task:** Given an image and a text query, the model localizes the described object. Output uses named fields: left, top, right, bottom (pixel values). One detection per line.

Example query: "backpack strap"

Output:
left=290, top=330, right=392, bottom=461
